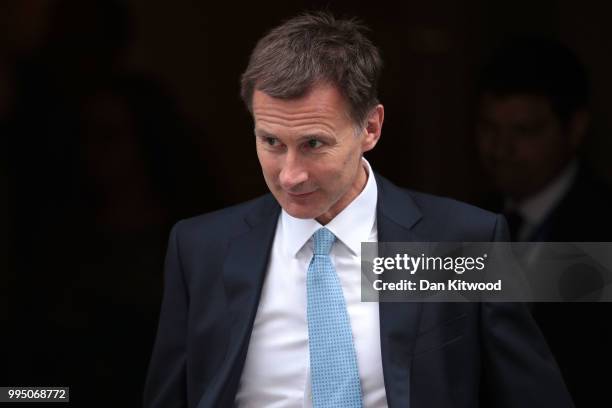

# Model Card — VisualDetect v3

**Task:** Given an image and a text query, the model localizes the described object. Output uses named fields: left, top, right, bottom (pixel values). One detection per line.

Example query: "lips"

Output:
left=286, top=190, right=315, bottom=198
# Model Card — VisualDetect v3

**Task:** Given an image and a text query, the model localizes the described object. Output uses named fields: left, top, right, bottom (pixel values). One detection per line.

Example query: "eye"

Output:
left=306, top=139, right=323, bottom=149
left=265, top=137, right=278, bottom=146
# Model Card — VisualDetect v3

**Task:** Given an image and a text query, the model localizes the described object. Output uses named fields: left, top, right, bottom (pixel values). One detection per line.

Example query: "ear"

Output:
left=567, top=110, right=589, bottom=150
left=361, top=104, right=384, bottom=152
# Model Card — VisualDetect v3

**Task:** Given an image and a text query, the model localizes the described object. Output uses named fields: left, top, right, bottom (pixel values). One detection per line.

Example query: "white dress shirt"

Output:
left=235, top=159, right=388, bottom=407
left=505, top=160, right=578, bottom=241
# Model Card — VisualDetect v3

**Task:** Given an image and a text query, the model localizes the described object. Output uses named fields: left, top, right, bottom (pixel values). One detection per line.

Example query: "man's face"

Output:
left=253, top=83, right=380, bottom=224
left=477, top=93, right=578, bottom=200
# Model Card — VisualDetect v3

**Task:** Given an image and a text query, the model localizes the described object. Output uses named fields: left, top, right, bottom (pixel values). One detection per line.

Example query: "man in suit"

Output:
left=145, top=13, right=572, bottom=407
left=476, top=37, right=612, bottom=406
left=476, top=37, right=612, bottom=242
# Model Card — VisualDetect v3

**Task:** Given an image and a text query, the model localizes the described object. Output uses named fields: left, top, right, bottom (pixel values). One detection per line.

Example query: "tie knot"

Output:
left=312, top=228, right=336, bottom=255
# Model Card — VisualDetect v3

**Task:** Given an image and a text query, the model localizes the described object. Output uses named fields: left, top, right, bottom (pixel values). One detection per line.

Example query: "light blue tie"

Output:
left=307, top=228, right=363, bottom=408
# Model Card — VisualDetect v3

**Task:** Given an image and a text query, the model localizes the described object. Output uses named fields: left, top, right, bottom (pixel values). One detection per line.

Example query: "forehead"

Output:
left=480, top=93, right=556, bottom=123
left=252, top=83, right=352, bottom=134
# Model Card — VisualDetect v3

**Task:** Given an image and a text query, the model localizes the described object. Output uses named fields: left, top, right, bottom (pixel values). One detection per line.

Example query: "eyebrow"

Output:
left=254, top=128, right=335, bottom=142
left=254, top=128, right=274, bottom=138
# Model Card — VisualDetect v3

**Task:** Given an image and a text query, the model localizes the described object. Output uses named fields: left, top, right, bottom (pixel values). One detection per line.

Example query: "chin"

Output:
left=497, top=182, right=535, bottom=201
left=279, top=200, right=323, bottom=220
left=283, top=206, right=319, bottom=220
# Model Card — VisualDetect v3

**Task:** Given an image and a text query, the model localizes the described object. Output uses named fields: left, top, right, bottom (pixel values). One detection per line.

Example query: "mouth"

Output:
left=286, top=190, right=315, bottom=199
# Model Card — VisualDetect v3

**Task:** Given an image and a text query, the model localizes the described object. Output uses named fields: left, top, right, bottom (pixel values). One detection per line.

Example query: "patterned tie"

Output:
left=307, top=228, right=363, bottom=407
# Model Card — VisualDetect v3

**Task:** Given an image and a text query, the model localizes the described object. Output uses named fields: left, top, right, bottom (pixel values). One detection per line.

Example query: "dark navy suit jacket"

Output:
left=144, top=174, right=573, bottom=408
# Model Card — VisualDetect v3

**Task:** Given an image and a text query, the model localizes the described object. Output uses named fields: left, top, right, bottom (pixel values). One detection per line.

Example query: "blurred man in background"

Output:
left=477, top=37, right=612, bottom=406
left=477, top=37, right=612, bottom=242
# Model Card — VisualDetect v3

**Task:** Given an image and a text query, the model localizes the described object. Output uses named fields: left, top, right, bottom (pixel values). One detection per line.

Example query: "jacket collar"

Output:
left=198, top=194, right=280, bottom=408
left=374, top=173, right=423, bottom=408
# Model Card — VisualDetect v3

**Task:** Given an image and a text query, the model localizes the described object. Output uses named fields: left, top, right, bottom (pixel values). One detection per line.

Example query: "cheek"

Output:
left=516, top=137, right=554, bottom=163
left=257, top=150, right=278, bottom=176
left=477, top=136, right=494, bottom=157
left=305, top=160, right=339, bottom=189
left=329, top=149, right=361, bottom=185
left=512, top=140, right=535, bottom=160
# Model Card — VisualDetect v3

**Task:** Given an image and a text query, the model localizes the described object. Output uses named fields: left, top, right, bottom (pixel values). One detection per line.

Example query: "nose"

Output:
left=279, top=150, right=308, bottom=191
left=481, top=127, right=515, bottom=162
left=493, top=129, right=518, bottom=161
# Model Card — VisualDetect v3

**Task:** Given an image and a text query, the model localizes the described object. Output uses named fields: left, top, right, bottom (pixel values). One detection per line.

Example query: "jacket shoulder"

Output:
left=171, top=193, right=278, bottom=246
left=409, top=189, right=497, bottom=220
left=377, top=174, right=502, bottom=241
left=412, top=190, right=502, bottom=241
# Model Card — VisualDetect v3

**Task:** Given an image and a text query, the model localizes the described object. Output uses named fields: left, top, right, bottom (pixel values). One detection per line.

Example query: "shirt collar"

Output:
left=281, top=158, right=378, bottom=257
left=505, top=160, right=578, bottom=226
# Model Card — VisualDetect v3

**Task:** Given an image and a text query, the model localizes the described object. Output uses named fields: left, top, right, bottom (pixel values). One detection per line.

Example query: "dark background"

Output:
left=2, top=0, right=611, bottom=406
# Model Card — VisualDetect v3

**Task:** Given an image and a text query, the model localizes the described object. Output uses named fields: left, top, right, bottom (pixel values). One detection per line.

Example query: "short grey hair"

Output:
left=240, top=11, right=383, bottom=127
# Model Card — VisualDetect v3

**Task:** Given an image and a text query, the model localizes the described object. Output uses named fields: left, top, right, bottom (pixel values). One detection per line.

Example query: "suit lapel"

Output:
left=198, top=195, right=280, bottom=408
left=375, top=174, right=424, bottom=408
